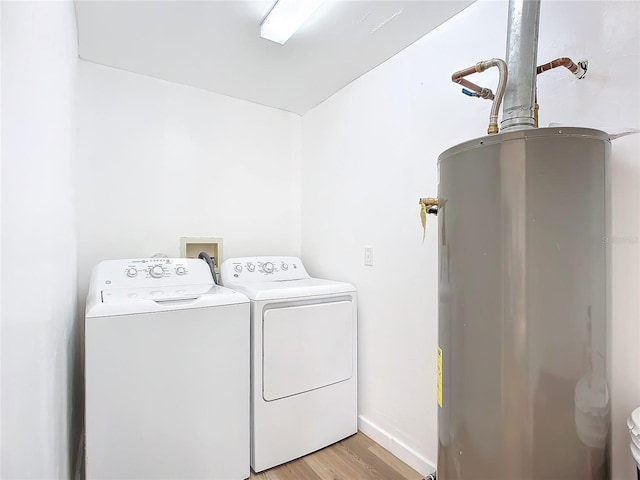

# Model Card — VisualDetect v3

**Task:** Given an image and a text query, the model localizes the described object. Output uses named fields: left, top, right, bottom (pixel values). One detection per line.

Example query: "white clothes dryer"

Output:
left=85, top=258, right=250, bottom=480
left=220, top=256, right=357, bottom=473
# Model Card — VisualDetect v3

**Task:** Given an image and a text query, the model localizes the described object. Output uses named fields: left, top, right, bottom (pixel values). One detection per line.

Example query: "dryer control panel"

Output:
left=91, top=258, right=214, bottom=290
left=220, top=256, right=310, bottom=283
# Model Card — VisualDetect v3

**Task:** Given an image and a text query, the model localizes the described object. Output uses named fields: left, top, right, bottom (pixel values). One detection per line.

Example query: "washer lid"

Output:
left=101, top=283, right=213, bottom=303
left=226, top=277, right=355, bottom=301
left=86, top=284, right=248, bottom=317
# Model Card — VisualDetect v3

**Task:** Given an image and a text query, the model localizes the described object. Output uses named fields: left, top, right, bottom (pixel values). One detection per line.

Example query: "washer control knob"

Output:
left=150, top=265, right=165, bottom=278
left=234, top=264, right=243, bottom=273
left=246, top=263, right=255, bottom=272
left=175, top=266, right=186, bottom=275
left=126, top=267, right=138, bottom=278
left=281, top=262, right=289, bottom=271
left=263, top=262, right=274, bottom=274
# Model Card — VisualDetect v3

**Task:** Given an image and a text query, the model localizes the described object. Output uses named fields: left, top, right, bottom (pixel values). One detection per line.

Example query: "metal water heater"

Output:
left=428, top=0, right=611, bottom=478
left=436, top=127, right=610, bottom=479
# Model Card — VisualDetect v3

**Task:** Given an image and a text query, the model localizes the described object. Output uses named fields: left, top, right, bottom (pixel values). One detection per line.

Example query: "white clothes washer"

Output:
left=85, top=258, right=250, bottom=480
left=220, top=256, right=357, bottom=473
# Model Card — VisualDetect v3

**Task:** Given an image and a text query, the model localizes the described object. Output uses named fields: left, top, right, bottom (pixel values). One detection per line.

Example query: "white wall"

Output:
left=0, top=3, right=3, bottom=473
left=0, top=2, right=3, bottom=472
left=1, top=1, right=80, bottom=477
left=1, top=1, right=637, bottom=478
left=75, top=61, right=302, bottom=299
left=301, top=0, right=639, bottom=477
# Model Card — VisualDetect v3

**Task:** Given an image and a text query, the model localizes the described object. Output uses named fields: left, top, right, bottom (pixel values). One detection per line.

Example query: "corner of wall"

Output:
left=358, top=416, right=436, bottom=476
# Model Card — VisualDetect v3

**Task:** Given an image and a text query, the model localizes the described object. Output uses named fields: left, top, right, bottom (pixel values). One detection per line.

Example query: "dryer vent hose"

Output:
left=198, top=251, right=218, bottom=285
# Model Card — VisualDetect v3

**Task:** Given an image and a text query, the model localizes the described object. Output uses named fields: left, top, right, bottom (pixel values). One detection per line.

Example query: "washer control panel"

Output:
left=220, top=256, right=309, bottom=283
left=93, top=257, right=215, bottom=290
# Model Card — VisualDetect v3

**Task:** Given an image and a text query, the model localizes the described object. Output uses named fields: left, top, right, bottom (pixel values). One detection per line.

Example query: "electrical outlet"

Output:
left=364, top=246, right=373, bottom=266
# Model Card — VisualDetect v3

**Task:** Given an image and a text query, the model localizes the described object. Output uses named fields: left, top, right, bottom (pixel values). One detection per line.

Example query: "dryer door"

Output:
left=262, top=300, right=353, bottom=401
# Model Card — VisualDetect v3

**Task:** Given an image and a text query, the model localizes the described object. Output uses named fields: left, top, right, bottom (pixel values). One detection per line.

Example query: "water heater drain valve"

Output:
left=419, top=197, right=439, bottom=215
left=419, top=197, right=439, bottom=243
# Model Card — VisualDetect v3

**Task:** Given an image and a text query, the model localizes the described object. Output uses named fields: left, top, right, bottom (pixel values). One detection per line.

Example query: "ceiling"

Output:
left=75, top=0, right=474, bottom=115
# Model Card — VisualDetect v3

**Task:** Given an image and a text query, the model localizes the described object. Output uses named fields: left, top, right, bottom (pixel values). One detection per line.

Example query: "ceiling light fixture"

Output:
left=260, top=0, right=326, bottom=45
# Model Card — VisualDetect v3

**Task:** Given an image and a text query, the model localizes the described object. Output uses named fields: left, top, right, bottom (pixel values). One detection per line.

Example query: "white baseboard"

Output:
left=358, top=415, right=436, bottom=477
left=74, top=426, right=84, bottom=480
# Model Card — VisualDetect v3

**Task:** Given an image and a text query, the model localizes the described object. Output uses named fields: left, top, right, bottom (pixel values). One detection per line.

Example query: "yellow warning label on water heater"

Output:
left=437, top=346, right=443, bottom=407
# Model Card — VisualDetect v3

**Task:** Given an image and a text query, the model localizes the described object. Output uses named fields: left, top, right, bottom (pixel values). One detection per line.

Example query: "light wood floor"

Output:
left=249, top=432, right=423, bottom=480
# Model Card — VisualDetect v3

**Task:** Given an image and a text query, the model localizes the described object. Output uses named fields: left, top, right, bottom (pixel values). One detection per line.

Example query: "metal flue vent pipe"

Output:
left=500, top=0, right=541, bottom=132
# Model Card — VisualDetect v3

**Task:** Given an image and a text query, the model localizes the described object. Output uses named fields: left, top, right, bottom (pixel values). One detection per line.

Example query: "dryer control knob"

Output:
left=263, top=262, right=274, bottom=274
left=150, top=265, right=165, bottom=278
left=175, top=266, right=186, bottom=275
left=126, top=267, right=138, bottom=278
left=281, top=263, right=289, bottom=271
left=246, top=263, right=255, bottom=272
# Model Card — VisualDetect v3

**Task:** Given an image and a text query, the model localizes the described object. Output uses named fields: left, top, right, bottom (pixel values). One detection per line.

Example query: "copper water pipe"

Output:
left=534, top=57, right=587, bottom=127
left=537, top=57, right=581, bottom=76
left=451, top=59, right=508, bottom=134
left=454, top=78, right=495, bottom=100
left=451, top=64, right=494, bottom=100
